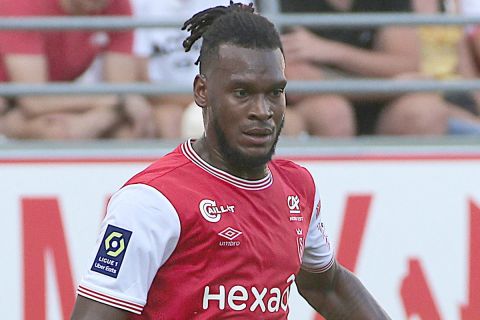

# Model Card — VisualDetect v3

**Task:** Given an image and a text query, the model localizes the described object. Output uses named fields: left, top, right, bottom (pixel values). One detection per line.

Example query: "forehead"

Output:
left=210, top=44, right=285, bottom=84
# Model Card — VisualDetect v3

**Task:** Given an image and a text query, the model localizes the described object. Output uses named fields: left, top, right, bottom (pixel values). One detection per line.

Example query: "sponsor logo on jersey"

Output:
left=295, top=228, right=305, bottom=263
left=202, top=274, right=296, bottom=313
left=199, top=199, right=235, bottom=223
left=287, top=195, right=303, bottom=221
left=91, top=224, right=132, bottom=278
left=218, top=227, right=242, bottom=240
left=218, top=227, right=242, bottom=247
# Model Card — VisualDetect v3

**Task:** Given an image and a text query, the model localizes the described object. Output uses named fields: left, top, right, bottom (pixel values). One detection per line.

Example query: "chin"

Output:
left=231, top=145, right=276, bottom=169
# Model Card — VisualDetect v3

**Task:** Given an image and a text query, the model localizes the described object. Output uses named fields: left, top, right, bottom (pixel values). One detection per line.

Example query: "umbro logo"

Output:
left=218, top=227, right=242, bottom=240
left=218, top=227, right=242, bottom=247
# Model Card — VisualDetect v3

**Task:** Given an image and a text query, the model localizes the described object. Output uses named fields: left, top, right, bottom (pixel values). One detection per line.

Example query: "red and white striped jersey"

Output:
left=77, top=140, right=334, bottom=319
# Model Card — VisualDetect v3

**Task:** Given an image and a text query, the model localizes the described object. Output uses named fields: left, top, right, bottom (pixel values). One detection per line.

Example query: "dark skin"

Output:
left=192, top=45, right=287, bottom=180
left=70, top=44, right=390, bottom=320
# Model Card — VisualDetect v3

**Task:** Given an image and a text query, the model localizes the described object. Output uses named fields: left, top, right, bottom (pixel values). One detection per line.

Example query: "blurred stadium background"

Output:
left=1, top=0, right=480, bottom=319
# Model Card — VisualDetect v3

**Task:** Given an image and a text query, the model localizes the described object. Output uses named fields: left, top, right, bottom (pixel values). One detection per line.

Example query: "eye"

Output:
left=271, top=88, right=285, bottom=97
left=233, top=89, right=249, bottom=98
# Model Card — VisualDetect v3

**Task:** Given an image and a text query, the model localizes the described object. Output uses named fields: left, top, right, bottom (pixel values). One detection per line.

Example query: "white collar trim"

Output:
left=181, top=139, right=273, bottom=191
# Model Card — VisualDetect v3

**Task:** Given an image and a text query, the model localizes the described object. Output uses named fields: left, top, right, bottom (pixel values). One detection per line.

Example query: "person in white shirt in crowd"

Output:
left=131, top=0, right=227, bottom=139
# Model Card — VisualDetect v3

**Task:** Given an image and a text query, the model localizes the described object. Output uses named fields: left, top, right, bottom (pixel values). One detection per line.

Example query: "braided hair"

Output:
left=182, top=1, right=283, bottom=73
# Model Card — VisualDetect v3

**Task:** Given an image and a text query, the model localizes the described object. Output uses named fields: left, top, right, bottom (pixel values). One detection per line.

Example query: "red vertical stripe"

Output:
left=461, top=199, right=480, bottom=320
left=400, top=259, right=441, bottom=320
left=22, top=198, right=75, bottom=320
left=336, top=195, right=372, bottom=272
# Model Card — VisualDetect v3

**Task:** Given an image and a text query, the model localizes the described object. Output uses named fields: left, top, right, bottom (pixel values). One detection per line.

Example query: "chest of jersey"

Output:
left=177, top=181, right=308, bottom=273
left=143, top=169, right=312, bottom=319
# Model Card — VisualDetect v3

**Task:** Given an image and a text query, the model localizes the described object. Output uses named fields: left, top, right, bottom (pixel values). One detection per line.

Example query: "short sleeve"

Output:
left=77, top=184, right=181, bottom=314
left=0, top=0, right=44, bottom=55
left=301, top=179, right=335, bottom=273
left=105, top=0, right=133, bottom=54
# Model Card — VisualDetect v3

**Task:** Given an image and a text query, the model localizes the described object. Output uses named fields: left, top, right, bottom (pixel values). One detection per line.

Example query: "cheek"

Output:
left=273, top=99, right=286, bottom=120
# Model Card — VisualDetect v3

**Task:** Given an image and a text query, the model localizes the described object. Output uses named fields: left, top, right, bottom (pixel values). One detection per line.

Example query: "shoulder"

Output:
left=125, top=147, right=191, bottom=187
left=271, top=158, right=312, bottom=175
left=270, top=158, right=315, bottom=187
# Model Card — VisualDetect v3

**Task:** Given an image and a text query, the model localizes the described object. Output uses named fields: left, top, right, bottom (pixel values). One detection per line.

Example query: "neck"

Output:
left=192, top=138, right=269, bottom=180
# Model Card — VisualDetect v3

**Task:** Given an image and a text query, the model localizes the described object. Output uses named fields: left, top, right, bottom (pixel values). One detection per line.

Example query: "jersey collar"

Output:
left=181, top=139, right=273, bottom=191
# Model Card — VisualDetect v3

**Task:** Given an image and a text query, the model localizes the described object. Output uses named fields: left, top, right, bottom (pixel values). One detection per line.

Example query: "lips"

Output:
left=242, top=127, right=274, bottom=145
left=243, top=127, right=273, bottom=135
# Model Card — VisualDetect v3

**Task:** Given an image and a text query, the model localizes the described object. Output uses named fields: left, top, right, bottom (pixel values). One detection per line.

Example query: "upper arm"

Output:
left=373, top=1, right=420, bottom=67
left=4, top=54, right=48, bottom=83
left=4, top=54, right=52, bottom=114
left=103, top=52, right=138, bottom=82
left=296, top=260, right=337, bottom=295
left=301, top=177, right=335, bottom=274
left=71, top=295, right=129, bottom=320
left=375, top=26, right=420, bottom=62
left=458, top=36, right=478, bottom=78
left=76, top=184, right=181, bottom=315
left=0, top=0, right=47, bottom=83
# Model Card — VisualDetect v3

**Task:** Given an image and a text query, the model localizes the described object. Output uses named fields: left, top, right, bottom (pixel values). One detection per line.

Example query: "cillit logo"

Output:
left=199, top=199, right=235, bottom=223
left=202, top=274, right=296, bottom=313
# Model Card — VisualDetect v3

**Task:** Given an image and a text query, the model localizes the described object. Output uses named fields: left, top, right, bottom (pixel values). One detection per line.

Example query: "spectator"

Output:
left=459, top=0, right=480, bottom=109
left=277, top=0, right=449, bottom=137
left=0, top=0, right=156, bottom=140
left=131, top=0, right=227, bottom=139
left=414, top=0, right=480, bottom=134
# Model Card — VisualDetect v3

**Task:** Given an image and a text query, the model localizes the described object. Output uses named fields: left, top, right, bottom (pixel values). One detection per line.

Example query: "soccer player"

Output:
left=71, top=2, right=390, bottom=319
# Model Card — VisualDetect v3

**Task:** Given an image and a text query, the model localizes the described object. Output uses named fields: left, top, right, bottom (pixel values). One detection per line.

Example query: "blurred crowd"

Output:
left=0, top=0, right=480, bottom=140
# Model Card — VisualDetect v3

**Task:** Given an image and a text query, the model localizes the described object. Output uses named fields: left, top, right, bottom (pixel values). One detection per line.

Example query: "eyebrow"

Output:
left=228, top=78, right=287, bottom=89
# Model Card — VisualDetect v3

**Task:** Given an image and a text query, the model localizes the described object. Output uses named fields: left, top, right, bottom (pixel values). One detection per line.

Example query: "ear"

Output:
left=193, top=74, right=207, bottom=108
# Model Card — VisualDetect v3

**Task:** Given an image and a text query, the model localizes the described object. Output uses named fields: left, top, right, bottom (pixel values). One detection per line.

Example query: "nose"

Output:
left=248, top=95, right=273, bottom=121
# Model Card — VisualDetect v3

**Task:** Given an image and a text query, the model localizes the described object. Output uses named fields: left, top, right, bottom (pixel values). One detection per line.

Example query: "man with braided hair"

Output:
left=71, top=2, right=390, bottom=319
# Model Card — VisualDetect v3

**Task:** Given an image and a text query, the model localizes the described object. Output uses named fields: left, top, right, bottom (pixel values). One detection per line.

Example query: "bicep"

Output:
left=103, top=52, right=138, bottom=82
left=5, top=54, right=53, bottom=114
left=77, top=184, right=180, bottom=314
left=71, top=295, right=129, bottom=320
left=375, top=26, right=420, bottom=60
left=4, top=54, right=48, bottom=82
left=296, top=261, right=337, bottom=293
left=458, top=36, right=478, bottom=78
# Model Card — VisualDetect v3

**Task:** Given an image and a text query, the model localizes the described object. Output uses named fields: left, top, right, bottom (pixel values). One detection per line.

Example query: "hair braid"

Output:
left=181, top=1, right=281, bottom=70
left=182, top=2, right=254, bottom=53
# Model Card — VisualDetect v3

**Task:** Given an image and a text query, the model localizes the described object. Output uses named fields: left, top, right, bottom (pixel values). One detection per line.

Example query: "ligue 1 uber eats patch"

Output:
left=91, top=224, right=132, bottom=278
